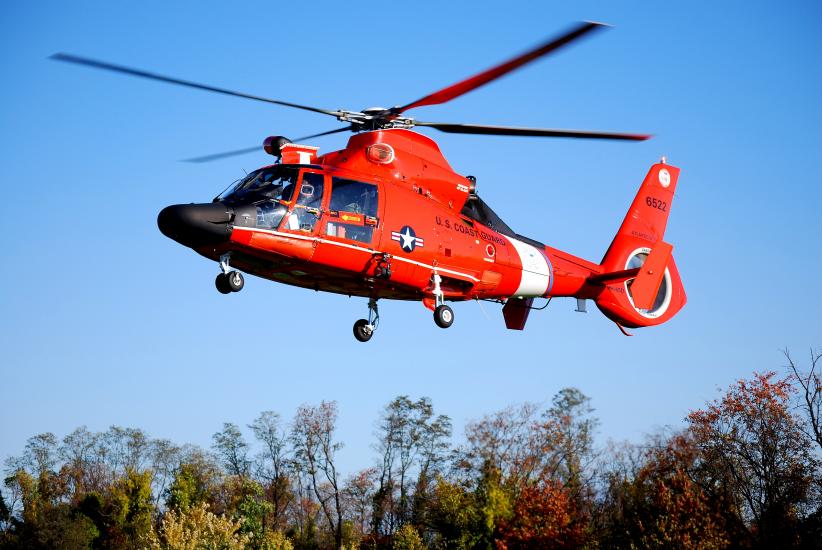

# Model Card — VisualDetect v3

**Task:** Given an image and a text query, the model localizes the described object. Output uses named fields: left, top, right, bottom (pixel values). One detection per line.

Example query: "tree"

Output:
left=291, top=401, right=345, bottom=549
left=687, top=371, right=819, bottom=547
left=373, top=396, right=452, bottom=536
left=595, top=433, right=730, bottom=549
left=343, top=467, right=377, bottom=540
left=22, top=433, right=59, bottom=478
left=785, top=348, right=822, bottom=453
left=145, top=501, right=250, bottom=550
left=59, top=426, right=101, bottom=497
left=392, top=523, right=424, bottom=550
left=232, top=478, right=275, bottom=548
left=250, top=410, right=293, bottom=530
left=496, top=477, right=585, bottom=550
left=543, top=388, right=599, bottom=497
left=426, top=475, right=482, bottom=549
left=149, top=438, right=181, bottom=510
left=104, top=468, right=155, bottom=546
left=0, top=489, right=10, bottom=529
left=212, top=423, right=251, bottom=478
left=165, top=452, right=221, bottom=513
left=102, top=426, right=152, bottom=480
left=2, top=468, right=99, bottom=549
left=460, top=389, right=597, bottom=493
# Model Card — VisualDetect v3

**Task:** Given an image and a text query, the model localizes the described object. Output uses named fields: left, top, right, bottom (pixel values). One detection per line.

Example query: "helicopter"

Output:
left=52, top=21, right=686, bottom=342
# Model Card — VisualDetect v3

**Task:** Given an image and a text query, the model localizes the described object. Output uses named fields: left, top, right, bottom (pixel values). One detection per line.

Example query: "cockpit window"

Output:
left=326, top=178, right=379, bottom=243
left=218, top=166, right=299, bottom=202
left=328, top=178, right=378, bottom=217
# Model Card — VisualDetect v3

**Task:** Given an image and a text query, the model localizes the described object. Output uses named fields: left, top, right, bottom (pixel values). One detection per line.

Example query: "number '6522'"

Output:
left=645, top=196, right=667, bottom=212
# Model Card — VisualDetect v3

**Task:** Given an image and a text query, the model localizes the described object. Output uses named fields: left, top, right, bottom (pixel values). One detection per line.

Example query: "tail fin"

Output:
left=593, top=162, right=686, bottom=328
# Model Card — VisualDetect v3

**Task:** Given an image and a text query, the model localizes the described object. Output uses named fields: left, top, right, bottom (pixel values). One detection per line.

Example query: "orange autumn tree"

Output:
left=686, top=371, right=819, bottom=547
left=594, top=434, right=730, bottom=549
left=495, top=476, right=585, bottom=550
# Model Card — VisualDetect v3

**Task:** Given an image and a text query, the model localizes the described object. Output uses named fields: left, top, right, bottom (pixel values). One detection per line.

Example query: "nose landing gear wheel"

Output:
left=226, top=271, right=244, bottom=292
left=434, top=305, right=454, bottom=328
left=215, top=273, right=231, bottom=294
left=216, top=271, right=244, bottom=294
left=353, top=319, right=373, bottom=342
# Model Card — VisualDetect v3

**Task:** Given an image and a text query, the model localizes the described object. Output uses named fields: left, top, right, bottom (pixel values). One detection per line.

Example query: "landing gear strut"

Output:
left=215, top=253, right=244, bottom=294
left=353, top=298, right=379, bottom=342
left=431, top=271, right=454, bottom=329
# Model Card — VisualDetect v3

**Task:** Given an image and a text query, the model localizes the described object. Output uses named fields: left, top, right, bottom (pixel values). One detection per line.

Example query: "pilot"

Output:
left=342, top=185, right=376, bottom=214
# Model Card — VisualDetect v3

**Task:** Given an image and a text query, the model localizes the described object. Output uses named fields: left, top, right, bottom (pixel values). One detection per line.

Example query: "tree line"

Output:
left=1, top=350, right=820, bottom=549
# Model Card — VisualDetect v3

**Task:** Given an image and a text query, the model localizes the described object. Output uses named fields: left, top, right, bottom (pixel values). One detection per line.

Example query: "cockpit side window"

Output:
left=219, top=166, right=299, bottom=203
left=328, top=178, right=378, bottom=217
left=326, top=178, right=379, bottom=243
left=250, top=169, right=299, bottom=230
left=290, top=172, right=325, bottom=232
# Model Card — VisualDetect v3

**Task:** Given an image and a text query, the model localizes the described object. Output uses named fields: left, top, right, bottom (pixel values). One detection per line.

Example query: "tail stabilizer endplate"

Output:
left=629, top=241, right=673, bottom=310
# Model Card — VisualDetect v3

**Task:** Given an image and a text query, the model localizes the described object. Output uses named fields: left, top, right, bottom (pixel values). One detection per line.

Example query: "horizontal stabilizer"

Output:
left=630, top=241, right=673, bottom=310
left=587, top=267, right=640, bottom=285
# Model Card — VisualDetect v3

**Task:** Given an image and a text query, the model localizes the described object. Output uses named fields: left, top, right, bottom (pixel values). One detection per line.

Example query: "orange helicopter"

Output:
left=52, top=21, right=685, bottom=342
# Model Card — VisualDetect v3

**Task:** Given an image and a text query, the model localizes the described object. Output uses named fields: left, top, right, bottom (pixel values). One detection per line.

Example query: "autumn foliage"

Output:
left=2, top=357, right=821, bottom=549
left=496, top=478, right=584, bottom=549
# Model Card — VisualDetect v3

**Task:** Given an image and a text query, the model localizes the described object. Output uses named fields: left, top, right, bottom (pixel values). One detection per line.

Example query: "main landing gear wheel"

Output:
left=353, top=319, right=373, bottom=342
left=215, top=273, right=232, bottom=294
left=353, top=298, right=380, bottom=342
left=434, top=304, right=454, bottom=328
left=226, top=271, right=244, bottom=292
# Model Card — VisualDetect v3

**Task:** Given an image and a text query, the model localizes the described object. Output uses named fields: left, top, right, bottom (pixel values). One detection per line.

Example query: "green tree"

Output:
left=373, top=396, right=451, bottom=536
left=250, top=411, right=293, bottom=531
left=146, top=502, right=250, bottom=549
left=166, top=454, right=221, bottom=513
left=213, top=423, right=251, bottom=478
left=426, top=475, right=482, bottom=549
left=392, top=523, right=424, bottom=550
left=2, top=469, right=99, bottom=549
left=104, top=468, right=155, bottom=547
left=232, top=478, right=274, bottom=548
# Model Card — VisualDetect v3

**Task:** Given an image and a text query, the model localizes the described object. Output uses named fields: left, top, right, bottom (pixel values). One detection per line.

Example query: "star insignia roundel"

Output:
left=391, top=225, right=424, bottom=253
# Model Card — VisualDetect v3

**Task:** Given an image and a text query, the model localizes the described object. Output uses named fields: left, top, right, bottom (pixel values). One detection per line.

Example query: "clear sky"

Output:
left=1, top=1, right=820, bottom=475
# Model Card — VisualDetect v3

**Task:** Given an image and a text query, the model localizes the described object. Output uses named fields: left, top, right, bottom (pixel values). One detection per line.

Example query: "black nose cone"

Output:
left=157, top=203, right=233, bottom=248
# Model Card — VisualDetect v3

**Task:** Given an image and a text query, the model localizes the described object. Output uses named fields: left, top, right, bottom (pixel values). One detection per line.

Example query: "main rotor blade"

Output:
left=50, top=53, right=342, bottom=118
left=394, top=21, right=606, bottom=114
left=293, top=125, right=354, bottom=142
left=182, top=146, right=263, bottom=164
left=182, top=126, right=352, bottom=163
left=415, top=121, right=651, bottom=141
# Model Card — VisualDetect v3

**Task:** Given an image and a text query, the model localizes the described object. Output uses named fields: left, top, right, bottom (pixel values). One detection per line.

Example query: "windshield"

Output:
left=217, top=166, right=299, bottom=202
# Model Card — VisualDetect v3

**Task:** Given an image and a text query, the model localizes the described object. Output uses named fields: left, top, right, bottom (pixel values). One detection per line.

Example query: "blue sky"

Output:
left=1, top=1, right=820, bottom=474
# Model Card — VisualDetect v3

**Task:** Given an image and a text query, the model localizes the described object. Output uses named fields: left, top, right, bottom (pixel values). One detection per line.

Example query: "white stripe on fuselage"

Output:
left=506, top=237, right=550, bottom=297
